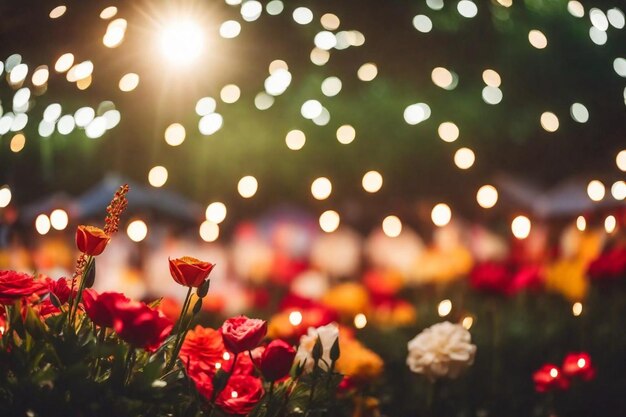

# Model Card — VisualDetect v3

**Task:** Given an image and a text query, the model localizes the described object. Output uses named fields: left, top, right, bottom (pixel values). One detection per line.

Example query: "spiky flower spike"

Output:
left=104, top=184, right=129, bottom=236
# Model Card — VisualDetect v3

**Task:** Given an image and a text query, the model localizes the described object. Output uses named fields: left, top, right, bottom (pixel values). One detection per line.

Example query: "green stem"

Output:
left=69, top=256, right=94, bottom=329
left=166, top=287, right=194, bottom=371
left=123, top=348, right=136, bottom=386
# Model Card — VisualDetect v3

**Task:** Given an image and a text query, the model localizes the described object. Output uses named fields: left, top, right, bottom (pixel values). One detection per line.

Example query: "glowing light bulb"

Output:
left=572, top=302, right=583, bottom=316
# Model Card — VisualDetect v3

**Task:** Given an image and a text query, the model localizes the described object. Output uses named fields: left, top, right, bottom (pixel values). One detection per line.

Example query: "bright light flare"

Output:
left=158, top=19, right=205, bottom=65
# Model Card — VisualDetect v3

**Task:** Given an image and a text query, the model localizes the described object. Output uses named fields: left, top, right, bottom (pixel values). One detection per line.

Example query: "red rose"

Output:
left=260, top=339, right=296, bottom=381
left=221, top=315, right=267, bottom=354
left=0, top=270, right=48, bottom=305
left=562, top=352, right=595, bottom=381
left=216, top=375, right=264, bottom=415
left=532, top=364, right=570, bottom=393
left=82, top=289, right=129, bottom=328
left=510, top=265, right=544, bottom=294
left=168, top=257, right=215, bottom=288
left=36, top=298, right=60, bottom=318
left=48, top=277, right=73, bottom=305
left=76, top=225, right=110, bottom=256
left=180, top=326, right=230, bottom=376
left=469, top=262, right=512, bottom=295
left=587, top=247, right=626, bottom=281
left=188, top=369, right=214, bottom=400
left=113, top=300, right=173, bottom=351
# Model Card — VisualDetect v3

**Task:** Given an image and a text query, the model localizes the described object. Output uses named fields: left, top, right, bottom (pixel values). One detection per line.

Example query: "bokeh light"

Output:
left=336, top=125, right=356, bottom=144
left=220, top=84, right=241, bottom=103
left=127, top=220, right=148, bottom=242
left=0, top=187, right=12, bottom=208
left=199, top=220, right=220, bottom=242
left=50, top=209, right=68, bottom=230
left=431, top=203, right=452, bottom=227
left=35, top=214, right=51, bottom=235
left=611, top=181, right=626, bottom=200
left=540, top=112, right=559, bottom=132
left=354, top=313, right=367, bottom=329
left=454, top=148, right=475, bottom=169
left=382, top=215, right=402, bottom=237
left=237, top=176, right=258, bottom=198
left=119, top=73, right=139, bottom=92
left=438, top=299, right=452, bottom=317
left=206, top=202, right=227, bottom=224
left=158, top=19, right=204, bottom=65
left=164, top=123, right=186, bottom=146
left=587, top=180, right=605, bottom=201
left=528, top=30, right=548, bottom=49
left=357, top=63, right=378, bottom=81
left=362, top=171, right=383, bottom=193
left=285, top=129, right=306, bottom=150
left=476, top=185, right=498, bottom=208
left=311, top=177, right=332, bottom=200
left=148, top=166, right=168, bottom=188
left=511, top=215, right=531, bottom=239
left=576, top=216, right=586, bottom=232
left=605, top=215, right=617, bottom=233
left=438, top=122, right=459, bottom=142
left=319, top=210, right=340, bottom=233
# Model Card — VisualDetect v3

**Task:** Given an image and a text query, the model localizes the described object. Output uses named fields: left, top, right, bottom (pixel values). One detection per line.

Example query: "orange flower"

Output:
left=75, top=225, right=110, bottom=256
left=168, top=257, right=215, bottom=288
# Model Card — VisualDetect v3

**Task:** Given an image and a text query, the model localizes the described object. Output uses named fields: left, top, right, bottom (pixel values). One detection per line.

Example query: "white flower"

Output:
left=406, top=321, right=476, bottom=381
left=290, top=270, right=329, bottom=300
left=310, top=228, right=361, bottom=277
left=294, top=322, right=339, bottom=372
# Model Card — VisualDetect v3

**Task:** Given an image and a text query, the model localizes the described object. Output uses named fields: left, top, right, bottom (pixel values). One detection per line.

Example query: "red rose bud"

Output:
left=221, top=315, right=267, bottom=354
left=562, top=352, right=595, bottom=381
left=0, top=270, right=48, bottom=305
left=168, top=256, right=215, bottom=288
left=82, top=289, right=129, bottom=328
left=113, top=300, right=173, bottom=351
left=216, top=375, right=264, bottom=415
left=76, top=225, right=110, bottom=256
left=533, top=364, right=570, bottom=393
left=259, top=339, right=296, bottom=381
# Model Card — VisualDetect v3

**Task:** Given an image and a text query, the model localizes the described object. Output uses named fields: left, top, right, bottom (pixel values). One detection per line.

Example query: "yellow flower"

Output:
left=322, top=283, right=369, bottom=318
left=545, top=259, right=588, bottom=301
left=336, top=337, right=384, bottom=382
left=409, top=247, right=473, bottom=285
left=370, top=301, right=417, bottom=327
